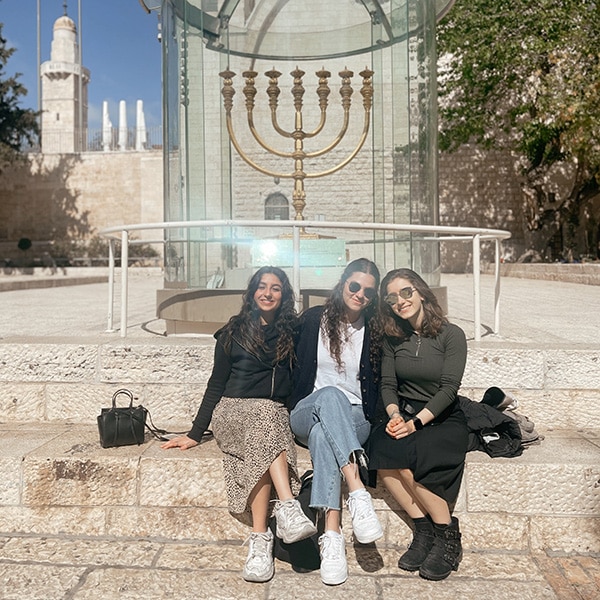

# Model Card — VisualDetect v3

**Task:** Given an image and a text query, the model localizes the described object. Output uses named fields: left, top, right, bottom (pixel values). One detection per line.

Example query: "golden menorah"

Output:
left=219, top=66, right=374, bottom=221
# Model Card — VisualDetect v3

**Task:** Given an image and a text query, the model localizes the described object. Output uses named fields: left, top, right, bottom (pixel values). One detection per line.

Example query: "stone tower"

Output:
left=40, top=13, right=90, bottom=153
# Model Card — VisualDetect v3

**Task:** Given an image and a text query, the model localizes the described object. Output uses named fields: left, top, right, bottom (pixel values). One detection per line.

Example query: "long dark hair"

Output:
left=321, top=258, right=380, bottom=369
left=219, top=266, right=297, bottom=363
left=375, top=268, right=447, bottom=342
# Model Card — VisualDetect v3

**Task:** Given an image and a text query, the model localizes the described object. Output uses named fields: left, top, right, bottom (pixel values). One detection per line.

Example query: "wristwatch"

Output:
left=412, top=416, right=424, bottom=430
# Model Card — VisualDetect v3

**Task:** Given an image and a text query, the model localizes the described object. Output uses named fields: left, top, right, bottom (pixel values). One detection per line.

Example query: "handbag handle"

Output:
left=112, top=388, right=135, bottom=409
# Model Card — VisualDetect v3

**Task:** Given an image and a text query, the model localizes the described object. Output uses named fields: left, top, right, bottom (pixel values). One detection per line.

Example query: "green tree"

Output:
left=0, top=21, right=39, bottom=170
left=437, top=0, right=600, bottom=259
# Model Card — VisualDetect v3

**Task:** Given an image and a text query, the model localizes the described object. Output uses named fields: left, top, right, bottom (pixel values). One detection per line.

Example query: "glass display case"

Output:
left=158, top=0, right=454, bottom=330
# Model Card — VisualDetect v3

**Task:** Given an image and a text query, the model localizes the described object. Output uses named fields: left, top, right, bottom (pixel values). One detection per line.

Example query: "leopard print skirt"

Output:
left=211, top=397, right=301, bottom=523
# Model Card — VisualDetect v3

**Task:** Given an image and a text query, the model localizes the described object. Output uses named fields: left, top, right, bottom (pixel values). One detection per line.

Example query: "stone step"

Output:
left=1, top=423, right=598, bottom=555
left=1, top=339, right=599, bottom=430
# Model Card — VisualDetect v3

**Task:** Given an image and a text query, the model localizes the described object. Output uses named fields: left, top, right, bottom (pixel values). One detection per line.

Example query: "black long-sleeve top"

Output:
left=380, top=323, right=467, bottom=418
left=188, top=324, right=292, bottom=442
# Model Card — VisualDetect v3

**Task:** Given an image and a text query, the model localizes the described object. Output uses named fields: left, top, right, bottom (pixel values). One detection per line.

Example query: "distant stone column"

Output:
left=102, top=101, right=112, bottom=151
left=135, top=99, right=147, bottom=151
left=118, top=100, right=127, bottom=151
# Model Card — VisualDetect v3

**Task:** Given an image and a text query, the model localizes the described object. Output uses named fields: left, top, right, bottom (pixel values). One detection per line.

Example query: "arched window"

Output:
left=264, top=192, right=289, bottom=221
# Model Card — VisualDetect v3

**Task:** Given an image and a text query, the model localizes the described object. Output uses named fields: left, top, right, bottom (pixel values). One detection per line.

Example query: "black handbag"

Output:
left=97, top=388, right=149, bottom=448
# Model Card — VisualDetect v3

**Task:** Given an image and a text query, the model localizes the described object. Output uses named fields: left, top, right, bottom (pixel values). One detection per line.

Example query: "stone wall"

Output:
left=438, top=145, right=527, bottom=270
left=0, top=151, right=163, bottom=262
left=0, top=340, right=598, bottom=431
left=0, top=144, right=577, bottom=272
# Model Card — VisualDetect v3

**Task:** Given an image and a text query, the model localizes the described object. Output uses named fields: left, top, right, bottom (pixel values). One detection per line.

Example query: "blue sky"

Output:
left=1, top=0, right=162, bottom=132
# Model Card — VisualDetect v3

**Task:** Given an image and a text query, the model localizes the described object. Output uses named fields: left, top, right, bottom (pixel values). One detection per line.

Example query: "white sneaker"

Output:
left=273, top=498, right=318, bottom=544
left=318, top=530, right=348, bottom=585
left=346, top=488, right=383, bottom=544
left=243, top=531, right=274, bottom=582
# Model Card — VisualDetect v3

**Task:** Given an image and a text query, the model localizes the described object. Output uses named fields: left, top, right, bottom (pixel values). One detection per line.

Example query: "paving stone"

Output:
left=105, top=506, right=249, bottom=540
left=0, top=536, right=162, bottom=567
left=0, top=563, right=85, bottom=600
left=0, top=506, right=107, bottom=536
left=71, top=568, right=267, bottom=600
left=378, top=576, right=558, bottom=600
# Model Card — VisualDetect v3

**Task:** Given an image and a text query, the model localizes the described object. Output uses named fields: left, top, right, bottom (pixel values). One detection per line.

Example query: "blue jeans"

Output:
left=290, top=386, right=371, bottom=511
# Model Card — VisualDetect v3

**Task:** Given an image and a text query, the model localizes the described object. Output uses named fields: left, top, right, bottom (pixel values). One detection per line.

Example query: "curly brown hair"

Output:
left=321, top=258, right=380, bottom=370
left=373, top=268, right=448, bottom=344
left=219, top=266, right=297, bottom=364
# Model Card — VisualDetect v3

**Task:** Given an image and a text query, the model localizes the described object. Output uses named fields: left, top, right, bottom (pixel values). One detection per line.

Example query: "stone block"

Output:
left=105, top=506, right=248, bottom=541
left=530, top=516, right=600, bottom=553
left=74, top=568, right=267, bottom=600
left=139, top=448, right=228, bottom=508
left=465, top=388, right=600, bottom=430
left=0, top=564, right=85, bottom=600
left=464, top=348, right=545, bottom=389
left=454, top=512, right=529, bottom=551
left=465, top=435, right=600, bottom=515
left=22, top=428, right=142, bottom=507
left=0, top=344, right=97, bottom=382
left=379, top=578, right=556, bottom=600
left=0, top=383, right=46, bottom=421
left=0, top=457, right=22, bottom=505
left=138, top=383, right=205, bottom=426
left=98, top=342, right=214, bottom=384
left=157, top=542, right=245, bottom=571
left=0, top=536, right=161, bottom=567
left=545, top=349, right=600, bottom=389
left=0, top=506, right=106, bottom=536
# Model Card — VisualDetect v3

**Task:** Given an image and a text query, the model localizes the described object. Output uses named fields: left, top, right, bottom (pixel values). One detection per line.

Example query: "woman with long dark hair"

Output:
left=289, top=258, right=383, bottom=586
left=368, top=268, right=468, bottom=581
left=162, top=266, right=316, bottom=583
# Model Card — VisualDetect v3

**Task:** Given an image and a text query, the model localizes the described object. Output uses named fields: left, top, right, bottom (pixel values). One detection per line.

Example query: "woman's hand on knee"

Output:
left=160, top=435, right=199, bottom=451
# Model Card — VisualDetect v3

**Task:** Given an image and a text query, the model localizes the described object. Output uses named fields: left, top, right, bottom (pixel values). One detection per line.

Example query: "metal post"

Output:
left=120, top=230, right=129, bottom=338
left=106, top=238, right=116, bottom=332
left=494, top=237, right=501, bottom=335
left=472, top=234, right=481, bottom=342
left=292, top=225, right=301, bottom=312
left=37, top=0, right=41, bottom=126
left=78, top=0, right=84, bottom=151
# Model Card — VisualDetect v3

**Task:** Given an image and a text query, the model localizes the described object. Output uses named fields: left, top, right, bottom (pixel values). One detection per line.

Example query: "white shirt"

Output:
left=314, top=317, right=365, bottom=405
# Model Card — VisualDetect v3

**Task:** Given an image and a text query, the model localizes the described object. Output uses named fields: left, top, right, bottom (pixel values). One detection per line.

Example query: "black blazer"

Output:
left=289, top=305, right=379, bottom=421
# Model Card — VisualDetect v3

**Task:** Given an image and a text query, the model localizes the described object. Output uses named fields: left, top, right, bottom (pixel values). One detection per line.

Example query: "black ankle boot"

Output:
left=418, top=517, right=462, bottom=581
left=398, top=516, right=435, bottom=571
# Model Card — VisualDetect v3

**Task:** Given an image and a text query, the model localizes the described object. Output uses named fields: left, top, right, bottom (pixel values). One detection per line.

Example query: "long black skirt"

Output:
left=366, top=399, right=468, bottom=505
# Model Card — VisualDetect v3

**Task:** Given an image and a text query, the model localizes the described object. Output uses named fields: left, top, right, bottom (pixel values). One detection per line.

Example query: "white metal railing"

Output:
left=99, top=220, right=511, bottom=341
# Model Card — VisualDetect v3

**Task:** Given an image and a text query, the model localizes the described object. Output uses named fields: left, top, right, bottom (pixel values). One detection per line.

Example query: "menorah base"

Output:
left=277, top=229, right=335, bottom=240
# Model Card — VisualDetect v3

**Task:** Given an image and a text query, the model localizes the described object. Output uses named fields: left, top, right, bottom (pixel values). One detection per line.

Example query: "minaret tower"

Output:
left=40, top=3, right=90, bottom=153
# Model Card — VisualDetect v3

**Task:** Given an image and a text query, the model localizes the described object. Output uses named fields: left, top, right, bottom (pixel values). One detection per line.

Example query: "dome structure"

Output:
left=171, top=0, right=455, bottom=60
left=53, top=15, right=77, bottom=33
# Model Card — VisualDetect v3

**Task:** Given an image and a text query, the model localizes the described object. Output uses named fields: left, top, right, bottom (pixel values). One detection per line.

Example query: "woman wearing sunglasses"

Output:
left=367, top=268, right=469, bottom=581
left=288, top=258, right=383, bottom=586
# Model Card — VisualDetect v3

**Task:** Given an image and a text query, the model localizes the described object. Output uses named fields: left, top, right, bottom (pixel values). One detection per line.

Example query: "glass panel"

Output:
left=162, top=0, right=443, bottom=291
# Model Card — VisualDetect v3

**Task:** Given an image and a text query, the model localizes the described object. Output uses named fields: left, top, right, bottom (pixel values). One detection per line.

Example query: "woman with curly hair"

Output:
left=289, top=258, right=383, bottom=586
left=162, top=266, right=316, bottom=583
left=367, top=268, right=468, bottom=581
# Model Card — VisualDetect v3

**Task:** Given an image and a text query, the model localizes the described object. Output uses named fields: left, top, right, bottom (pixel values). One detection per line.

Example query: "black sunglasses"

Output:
left=348, top=280, right=377, bottom=301
left=384, top=287, right=416, bottom=305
